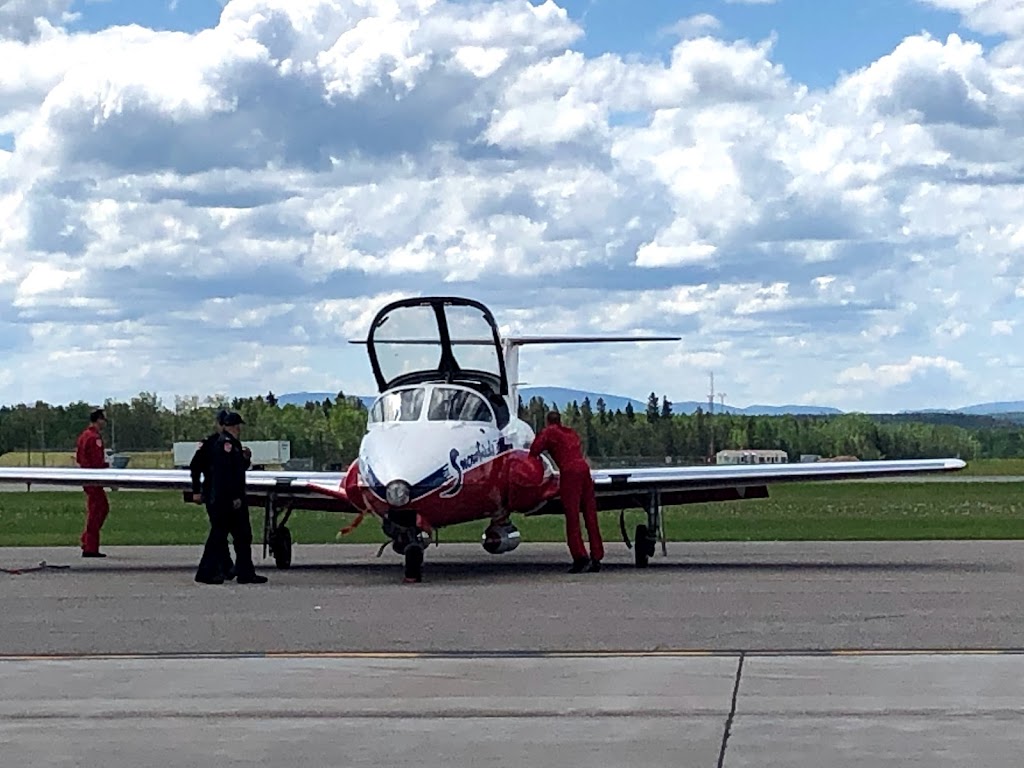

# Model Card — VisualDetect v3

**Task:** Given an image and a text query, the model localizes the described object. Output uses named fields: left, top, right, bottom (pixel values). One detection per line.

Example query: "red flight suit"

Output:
left=529, top=424, right=604, bottom=562
left=75, top=424, right=109, bottom=553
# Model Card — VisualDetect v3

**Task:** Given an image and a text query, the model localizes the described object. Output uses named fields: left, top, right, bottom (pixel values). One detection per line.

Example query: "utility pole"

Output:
left=707, top=372, right=715, bottom=462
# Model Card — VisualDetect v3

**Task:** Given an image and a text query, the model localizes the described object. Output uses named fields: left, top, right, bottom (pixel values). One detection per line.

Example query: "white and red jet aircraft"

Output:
left=0, top=296, right=966, bottom=582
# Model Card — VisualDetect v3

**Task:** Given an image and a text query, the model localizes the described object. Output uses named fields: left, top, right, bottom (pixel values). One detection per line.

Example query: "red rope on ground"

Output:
left=1, top=561, right=70, bottom=575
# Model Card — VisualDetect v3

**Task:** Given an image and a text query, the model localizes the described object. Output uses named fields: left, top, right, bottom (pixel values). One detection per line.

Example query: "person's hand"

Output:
left=192, top=493, right=202, bottom=504
left=242, top=447, right=252, bottom=460
left=232, top=498, right=241, bottom=509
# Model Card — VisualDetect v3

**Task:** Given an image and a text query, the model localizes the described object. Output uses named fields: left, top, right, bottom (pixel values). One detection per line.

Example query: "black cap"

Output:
left=216, top=409, right=229, bottom=425
left=90, top=409, right=105, bottom=423
left=221, top=411, right=245, bottom=426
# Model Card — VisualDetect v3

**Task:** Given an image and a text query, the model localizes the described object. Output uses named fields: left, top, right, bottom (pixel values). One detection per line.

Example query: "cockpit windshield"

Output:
left=443, top=303, right=505, bottom=378
left=365, top=297, right=507, bottom=394
left=427, top=387, right=494, bottom=423
left=370, top=303, right=445, bottom=390
left=368, top=388, right=424, bottom=423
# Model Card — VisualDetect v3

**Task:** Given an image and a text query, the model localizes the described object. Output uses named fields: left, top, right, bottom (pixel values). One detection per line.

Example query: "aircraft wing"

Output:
left=587, top=458, right=967, bottom=510
left=0, top=467, right=354, bottom=512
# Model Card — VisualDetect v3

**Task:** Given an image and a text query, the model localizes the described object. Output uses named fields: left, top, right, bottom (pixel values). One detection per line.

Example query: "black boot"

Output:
left=568, top=557, right=589, bottom=573
left=236, top=572, right=268, bottom=584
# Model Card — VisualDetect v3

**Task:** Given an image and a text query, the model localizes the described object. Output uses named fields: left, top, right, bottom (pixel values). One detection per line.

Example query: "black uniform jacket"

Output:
left=207, top=431, right=248, bottom=509
left=189, top=432, right=220, bottom=499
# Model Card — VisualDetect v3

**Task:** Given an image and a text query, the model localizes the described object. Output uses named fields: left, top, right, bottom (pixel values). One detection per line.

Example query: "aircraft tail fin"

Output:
left=501, top=336, right=679, bottom=404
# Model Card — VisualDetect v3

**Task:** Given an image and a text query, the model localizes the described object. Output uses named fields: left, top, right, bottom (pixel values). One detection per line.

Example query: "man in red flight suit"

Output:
left=76, top=408, right=110, bottom=557
left=529, top=410, right=604, bottom=573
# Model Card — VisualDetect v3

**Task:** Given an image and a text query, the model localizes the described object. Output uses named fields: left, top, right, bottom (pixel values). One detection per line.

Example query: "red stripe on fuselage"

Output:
left=346, top=448, right=547, bottom=528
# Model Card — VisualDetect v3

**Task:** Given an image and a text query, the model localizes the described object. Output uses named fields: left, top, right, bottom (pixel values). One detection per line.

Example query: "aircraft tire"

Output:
left=634, top=524, right=650, bottom=568
left=404, top=543, right=423, bottom=583
left=271, top=526, right=292, bottom=569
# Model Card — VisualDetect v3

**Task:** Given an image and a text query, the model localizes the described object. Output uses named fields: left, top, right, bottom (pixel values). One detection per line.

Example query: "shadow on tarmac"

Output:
left=9, top=558, right=1012, bottom=581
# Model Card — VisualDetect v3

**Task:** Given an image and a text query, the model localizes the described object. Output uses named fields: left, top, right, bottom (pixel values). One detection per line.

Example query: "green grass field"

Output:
left=1, top=480, right=1023, bottom=547
left=956, top=458, right=1024, bottom=475
left=0, top=451, right=177, bottom=469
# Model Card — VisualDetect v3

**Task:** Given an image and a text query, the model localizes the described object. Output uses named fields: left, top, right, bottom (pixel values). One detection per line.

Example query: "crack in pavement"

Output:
left=717, top=653, right=744, bottom=768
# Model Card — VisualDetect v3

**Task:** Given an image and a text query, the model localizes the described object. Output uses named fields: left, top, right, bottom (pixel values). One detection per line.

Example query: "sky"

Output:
left=0, top=0, right=1022, bottom=413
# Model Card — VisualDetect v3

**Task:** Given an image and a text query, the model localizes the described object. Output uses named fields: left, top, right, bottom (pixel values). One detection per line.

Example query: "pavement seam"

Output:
left=716, top=652, right=744, bottom=768
left=3, top=649, right=1024, bottom=661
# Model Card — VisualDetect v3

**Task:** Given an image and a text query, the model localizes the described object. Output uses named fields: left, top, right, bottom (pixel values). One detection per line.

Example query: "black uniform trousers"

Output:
left=204, top=501, right=235, bottom=575
left=196, top=501, right=255, bottom=580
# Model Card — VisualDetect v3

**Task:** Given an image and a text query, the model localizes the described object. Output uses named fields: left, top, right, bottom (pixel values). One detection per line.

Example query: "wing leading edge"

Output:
left=586, top=458, right=966, bottom=510
left=0, top=467, right=354, bottom=511
left=593, top=457, right=966, bottom=487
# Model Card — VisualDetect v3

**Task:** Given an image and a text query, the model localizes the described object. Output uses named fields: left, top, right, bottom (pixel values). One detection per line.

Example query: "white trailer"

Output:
left=172, top=440, right=291, bottom=469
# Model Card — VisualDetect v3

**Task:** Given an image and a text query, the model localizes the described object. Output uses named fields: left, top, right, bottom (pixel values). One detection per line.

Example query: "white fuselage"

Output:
left=349, top=382, right=541, bottom=526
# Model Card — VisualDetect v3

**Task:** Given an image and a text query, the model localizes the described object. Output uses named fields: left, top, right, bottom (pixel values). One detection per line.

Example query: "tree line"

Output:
left=0, top=390, right=1019, bottom=469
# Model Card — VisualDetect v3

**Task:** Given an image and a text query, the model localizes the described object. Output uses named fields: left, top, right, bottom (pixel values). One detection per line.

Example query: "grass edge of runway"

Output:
left=3, top=480, right=1024, bottom=546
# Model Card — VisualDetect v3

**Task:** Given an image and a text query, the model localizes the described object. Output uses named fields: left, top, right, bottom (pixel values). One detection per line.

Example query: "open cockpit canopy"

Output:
left=363, top=296, right=508, bottom=397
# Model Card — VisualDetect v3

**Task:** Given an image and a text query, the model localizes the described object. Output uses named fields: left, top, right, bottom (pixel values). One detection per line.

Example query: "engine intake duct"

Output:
left=482, top=522, right=521, bottom=554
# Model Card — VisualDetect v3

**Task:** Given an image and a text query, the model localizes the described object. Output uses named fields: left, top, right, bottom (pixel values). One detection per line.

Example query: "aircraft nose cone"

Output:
left=360, top=435, right=409, bottom=485
left=359, top=427, right=445, bottom=505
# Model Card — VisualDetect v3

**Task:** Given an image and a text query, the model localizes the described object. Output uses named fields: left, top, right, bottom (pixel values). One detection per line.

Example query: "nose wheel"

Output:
left=403, top=543, right=423, bottom=583
left=382, top=510, right=429, bottom=583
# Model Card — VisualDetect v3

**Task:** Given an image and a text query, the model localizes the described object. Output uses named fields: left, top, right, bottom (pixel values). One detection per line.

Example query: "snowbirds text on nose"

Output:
left=0, top=295, right=967, bottom=582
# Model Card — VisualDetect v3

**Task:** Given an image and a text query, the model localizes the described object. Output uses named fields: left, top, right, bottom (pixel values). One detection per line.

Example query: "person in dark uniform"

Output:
left=190, top=409, right=235, bottom=579
left=194, top=412, right=267, bottom=585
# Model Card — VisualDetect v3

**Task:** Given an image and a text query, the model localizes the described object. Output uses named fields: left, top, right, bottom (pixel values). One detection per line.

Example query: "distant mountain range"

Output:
left=273, top=387, right=1024, bottom=417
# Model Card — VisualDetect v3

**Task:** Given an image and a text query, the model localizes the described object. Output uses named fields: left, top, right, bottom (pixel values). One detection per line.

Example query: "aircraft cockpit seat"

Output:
left=488, top=393, right=510, bottom=429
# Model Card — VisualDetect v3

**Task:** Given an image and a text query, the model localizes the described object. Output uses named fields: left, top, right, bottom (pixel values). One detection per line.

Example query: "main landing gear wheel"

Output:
left=263, top=486, right=295, bottom=570
left=269, top=526, right=292, bottom=569
left=634, top=524, right=656, bottom=568
left=404, top=544, right=423, bottom=583
left=620, top=488, right=666, bottom=568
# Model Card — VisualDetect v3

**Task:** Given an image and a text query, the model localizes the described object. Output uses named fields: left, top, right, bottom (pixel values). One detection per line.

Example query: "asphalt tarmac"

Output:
left=4, top=541, right=1024, bottom=765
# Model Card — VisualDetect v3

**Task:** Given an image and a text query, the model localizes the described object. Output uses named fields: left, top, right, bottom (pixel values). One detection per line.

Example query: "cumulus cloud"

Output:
left=660, top=14, right=722, bottom=40
left=0, top=0, right=1021, bottom=411
left=837, top=355, right=967, bottom=386
left=0, top=0, right=76, bottom=42
left=918, top=0, right=1024, bottom=37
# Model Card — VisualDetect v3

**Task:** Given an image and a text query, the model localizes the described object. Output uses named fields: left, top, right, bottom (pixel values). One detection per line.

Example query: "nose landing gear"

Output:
left=403, top=543, right=424, bottom=583
left=383, top=508, right=429, bottom=583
